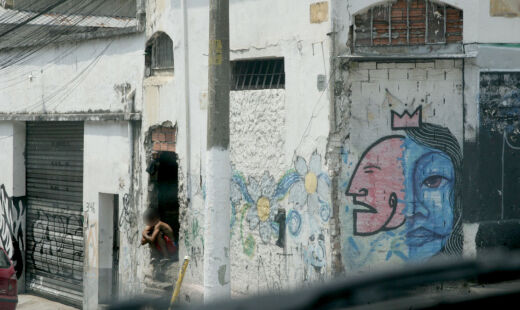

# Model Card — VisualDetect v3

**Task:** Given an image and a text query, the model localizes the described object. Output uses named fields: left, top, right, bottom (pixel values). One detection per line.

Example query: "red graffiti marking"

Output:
left=346, top=136, right=406, bottom=235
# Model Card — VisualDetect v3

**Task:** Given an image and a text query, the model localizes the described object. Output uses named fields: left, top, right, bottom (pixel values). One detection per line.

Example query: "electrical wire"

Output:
left=0, top=0, right=133, bottom=82
left=0, top=0, right=134, bottom=71
left=0, top=0, right=72, bottom=39
left=0, top=0, right=137, bottom=112
left=0, top=0, right=134, bottom=93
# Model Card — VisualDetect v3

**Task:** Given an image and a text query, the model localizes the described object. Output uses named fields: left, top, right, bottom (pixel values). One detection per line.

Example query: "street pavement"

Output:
left=17, top=294, right=77, bottom=310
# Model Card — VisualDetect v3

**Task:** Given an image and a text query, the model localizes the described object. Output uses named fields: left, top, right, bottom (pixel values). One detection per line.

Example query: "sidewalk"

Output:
left=17, top=294, right=77, bottom=310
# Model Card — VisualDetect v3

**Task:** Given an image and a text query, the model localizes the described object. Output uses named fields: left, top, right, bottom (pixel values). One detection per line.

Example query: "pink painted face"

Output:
left=346, top=137, right=406, bottom=235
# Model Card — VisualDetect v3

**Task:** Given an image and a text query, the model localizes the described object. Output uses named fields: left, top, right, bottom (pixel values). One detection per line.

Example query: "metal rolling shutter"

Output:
left=25, top=122, right=84, bottom=307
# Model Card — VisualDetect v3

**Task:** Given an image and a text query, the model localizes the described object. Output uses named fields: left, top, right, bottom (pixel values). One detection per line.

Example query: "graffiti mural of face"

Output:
left=346, top=136, right=407, bottom=235
left=403, top=138, right=454, bottom=261
left=346, top=136, right=455, bottom=260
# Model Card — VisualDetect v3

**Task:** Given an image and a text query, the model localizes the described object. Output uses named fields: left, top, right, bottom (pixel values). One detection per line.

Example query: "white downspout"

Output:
left=182, top=0, right=192, bottom=204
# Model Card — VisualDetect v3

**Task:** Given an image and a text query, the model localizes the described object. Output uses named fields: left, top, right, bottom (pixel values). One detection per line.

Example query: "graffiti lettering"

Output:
left=30, top=210, right=83, bottom=281
left=119, top=193, right=139, bottom=244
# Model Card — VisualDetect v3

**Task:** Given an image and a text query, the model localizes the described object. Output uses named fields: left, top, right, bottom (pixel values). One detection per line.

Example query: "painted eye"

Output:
left=423, top=175, right=445, bottom=188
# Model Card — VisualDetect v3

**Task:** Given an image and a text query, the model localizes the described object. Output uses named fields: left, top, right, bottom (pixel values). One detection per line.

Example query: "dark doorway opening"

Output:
left=155, top=151, right=180, bottom=244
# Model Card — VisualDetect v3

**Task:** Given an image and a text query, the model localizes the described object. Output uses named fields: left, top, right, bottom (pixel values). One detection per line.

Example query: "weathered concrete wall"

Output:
left=330, top=0, right=520, bottom=274
left=0, top=0, right=517, bottom=307
left=337, top=60, right=464, bottom=272
left=0, top=27, right=145, bottom=308
left=82, top=121, right=135, bottom=309
left=142, top=0, right=333, bottom=301
left=142, top=0, right=520, bottom=301
left=0, top=34, right=144, bottom=115
left=229, top=89, right=332, bottom=295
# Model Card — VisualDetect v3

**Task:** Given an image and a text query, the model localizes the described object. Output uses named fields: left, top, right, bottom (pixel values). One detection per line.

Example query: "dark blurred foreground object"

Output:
left=0, top=248, right=17, bottom=310
left=109, top=250, right=520, bottom=310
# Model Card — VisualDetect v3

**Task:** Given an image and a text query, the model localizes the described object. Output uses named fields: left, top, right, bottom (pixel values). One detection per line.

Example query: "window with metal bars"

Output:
left=353, top=0, right=463, bottom=48
left=145, top=32, right=174, bottom=77
left=231, top=58, right=285, bottom=91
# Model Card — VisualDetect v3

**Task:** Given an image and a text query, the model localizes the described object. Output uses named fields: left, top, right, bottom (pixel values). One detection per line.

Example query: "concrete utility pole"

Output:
left=204, top=0, right=231, bottom=302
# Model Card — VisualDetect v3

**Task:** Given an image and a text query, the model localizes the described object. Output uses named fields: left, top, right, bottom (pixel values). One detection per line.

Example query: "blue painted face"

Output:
left=401, top=137, right=455, bottom=261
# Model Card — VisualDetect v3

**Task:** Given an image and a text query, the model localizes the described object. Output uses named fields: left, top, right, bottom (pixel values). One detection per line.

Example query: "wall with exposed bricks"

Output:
left=354, top=0, right=463, bottom=47
left=151, top=127, right=176, bottom=152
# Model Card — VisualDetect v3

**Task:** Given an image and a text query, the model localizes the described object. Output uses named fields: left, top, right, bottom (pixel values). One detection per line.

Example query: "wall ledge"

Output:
left=0, top=112, right=142, bottom=121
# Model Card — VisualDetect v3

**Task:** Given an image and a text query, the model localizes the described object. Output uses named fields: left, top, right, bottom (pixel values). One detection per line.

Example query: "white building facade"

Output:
left=0, top=1, right=519, bottom=309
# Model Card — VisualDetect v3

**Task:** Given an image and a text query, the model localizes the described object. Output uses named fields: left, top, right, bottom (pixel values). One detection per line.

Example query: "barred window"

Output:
left=231, top=58, right=285, bottom=91
left=145, top=32, right=174, bottom=76
left=353, top=0, right=463, bottom=48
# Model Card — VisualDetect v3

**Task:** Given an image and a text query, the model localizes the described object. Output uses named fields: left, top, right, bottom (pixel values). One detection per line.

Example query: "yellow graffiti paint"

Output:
left=305, top=172, right=318, bottom=194
left=209, top=39, right=223, bottom=65
left=257, top=197, right=270, bottom=221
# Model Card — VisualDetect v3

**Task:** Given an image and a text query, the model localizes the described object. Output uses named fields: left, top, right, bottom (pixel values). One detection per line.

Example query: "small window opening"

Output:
left=145, top=32, right=174, bottom=77
left=231, top=58, right=285, bottom=91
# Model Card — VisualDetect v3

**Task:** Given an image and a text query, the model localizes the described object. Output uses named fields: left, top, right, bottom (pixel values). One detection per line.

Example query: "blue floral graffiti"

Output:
left=230, top=152, right=331, bottom=246
left=287, top=210, right=302, bottom=237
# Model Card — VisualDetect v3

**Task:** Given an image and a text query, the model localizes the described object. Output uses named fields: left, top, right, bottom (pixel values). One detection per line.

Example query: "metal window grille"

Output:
left=151, top=33, right=174, bottom=70
left=231, top=58, right=285, bottom=91
left=353, top=0, right=462, bottom=48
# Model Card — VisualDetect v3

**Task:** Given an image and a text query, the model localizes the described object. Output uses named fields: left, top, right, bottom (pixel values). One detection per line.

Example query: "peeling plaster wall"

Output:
left=337, top=60, right=464, bottom=273
left=141, top=0, right=520, bottom=302
left=143, top=0, right=334, bottom=301
left=0, top=22, right=145, bottom=309
left=229, top=89, right=332, bottom=295
left=330, top=0, right=520, bottom=276
left=82, top=121, right=135, bottom=309
left=0, top=34, right=145, bottom=114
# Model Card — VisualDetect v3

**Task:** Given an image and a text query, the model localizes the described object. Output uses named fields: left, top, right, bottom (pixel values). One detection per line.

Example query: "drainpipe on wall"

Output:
left=136, top=0, right=146, bottom=32
left=182, top=0, right=192, bottom=205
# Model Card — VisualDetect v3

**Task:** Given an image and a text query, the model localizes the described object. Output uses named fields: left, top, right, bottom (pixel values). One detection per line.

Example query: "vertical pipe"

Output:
left=205, top=0, right=231, bottom=303
left=425, top=0, right=429, bottom=43
left=182, top=0, right=192, bottom=204
left=136, top=0, right=146, bottom=32
left=370, top=8, right=374, bottom=46
left=406, top=0, right=410, bottom=45
left=443, top=5, right=447, bottom=43
left=388, top=4, right=392, bottom=45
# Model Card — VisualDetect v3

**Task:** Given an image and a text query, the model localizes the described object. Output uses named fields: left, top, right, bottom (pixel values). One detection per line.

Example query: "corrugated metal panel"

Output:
left=25, top=121, right=84, bottom=307
left=0, top=7, right=138, bottom=28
